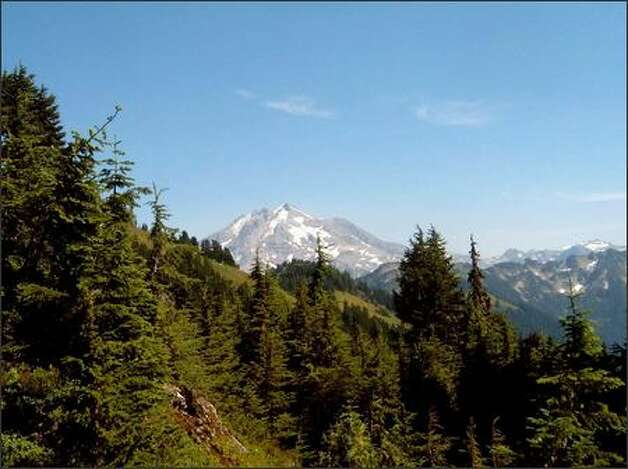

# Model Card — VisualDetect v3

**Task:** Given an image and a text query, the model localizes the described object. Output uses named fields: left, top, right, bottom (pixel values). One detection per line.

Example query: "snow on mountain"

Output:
left=483, top=240, right=625, bottom=266
left=583, top=239, right=612, bottom=252
left=207, top=203, right=404, bottom=276
left=361, top=248, right=627, bottom=344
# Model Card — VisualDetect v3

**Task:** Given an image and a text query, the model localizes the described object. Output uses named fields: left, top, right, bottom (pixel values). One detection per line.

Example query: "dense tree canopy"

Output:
left=1, top=67, right=625, bottom=467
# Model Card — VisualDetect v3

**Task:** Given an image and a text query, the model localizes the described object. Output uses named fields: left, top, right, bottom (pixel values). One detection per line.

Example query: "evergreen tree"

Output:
left=200, top=238, right=211, bottom=257
left=395, top=226, right=465, bottom=425
left=0, top=433, right=53, bottom=467
left=504, top=332, right=558, bottom=451
left=293, top=239, right=355, bottom=459
left=222, top=245, right=236, bottom=266
left=1, top=75, right=126, bottom=464
left=244, top=250, right=270, bottom=365
left=488, top=417, right=516, bottom=467
left=1, top=67, right=70, bottom=364
left=199, top=288, right=242, bottom=402
left=416, top=407, right=453, bottom=467
left=252, top=325, right=294, bottom=435
left=179, top=230, right=191, bottom=244
left=80, top=135, right=170, bottom=465
left=349, top=330, right=416, bottom=466
left=273, top=258, right=393, bottom=310
left=318, top=411, right=379, bottom=468
left=459, top=237, right=519, bottom=447
left=198, top=238, right=237, bottom=266
left=285, top=281, right=312, bottom=375
left=147, top=183, right=170, bottom=283
left=5, top=65, right=626, bottom=468
left=467, top=235, right=491, bottom=315
left=1, top=65, right=65, bottom=146
left=465, top=417, right=485, bottom=468
left=310, top=293, right=341, bottom=368
left=527, top=281, right=625, bottom=466
left=395, top=226, right=466, bottom=343
left=307, top=238, right=339, bottom=368
left=309, top=234, right=331, bottom=305
left=239, top=252, right=294, bottom=433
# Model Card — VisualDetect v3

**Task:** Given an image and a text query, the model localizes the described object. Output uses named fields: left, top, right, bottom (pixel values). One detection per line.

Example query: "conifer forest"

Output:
left=1, top=67, right=626, bottom=467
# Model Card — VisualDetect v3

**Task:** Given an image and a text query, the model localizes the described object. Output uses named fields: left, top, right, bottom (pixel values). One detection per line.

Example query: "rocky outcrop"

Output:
left=164, top=384, right=247, bottom=464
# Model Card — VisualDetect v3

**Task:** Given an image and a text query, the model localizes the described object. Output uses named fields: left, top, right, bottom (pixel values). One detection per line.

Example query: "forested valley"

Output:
left=1, top=67, right=626, bottom=467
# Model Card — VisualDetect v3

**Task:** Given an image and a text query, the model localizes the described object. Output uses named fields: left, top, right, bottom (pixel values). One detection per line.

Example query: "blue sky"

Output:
left=3, top=2, right=626, bottom=256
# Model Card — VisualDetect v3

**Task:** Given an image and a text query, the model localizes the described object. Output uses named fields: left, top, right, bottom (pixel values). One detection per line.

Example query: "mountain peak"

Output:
left=275, top=202, right=293, bottom=212
left=207, top=205, right=404, bottom=275
left=271, top=203, right=312, bottom=220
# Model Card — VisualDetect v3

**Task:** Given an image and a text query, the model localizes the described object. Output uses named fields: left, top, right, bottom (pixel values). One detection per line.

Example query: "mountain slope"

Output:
left=206, top=256, right=397, bottom=327
left=208, top=203, right=404, bottom=276
left=362, top=249, right=627, bottom=343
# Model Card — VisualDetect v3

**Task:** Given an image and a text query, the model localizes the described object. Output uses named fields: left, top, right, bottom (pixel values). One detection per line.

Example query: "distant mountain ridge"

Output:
left=208, top=203, right=624, bottom=277
left=361, top=249, right=627, bottom=344
left=207, top=203, right=404, bottom=276
left=480, top=239, right=626, bottom=266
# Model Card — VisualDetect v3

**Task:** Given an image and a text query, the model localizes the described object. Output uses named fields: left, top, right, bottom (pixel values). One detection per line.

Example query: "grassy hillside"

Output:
left=208, top=259, right=252, bottom=286
left=334, top=290, right=399, bottom=326
left=208, top=258, right=399, bottom=328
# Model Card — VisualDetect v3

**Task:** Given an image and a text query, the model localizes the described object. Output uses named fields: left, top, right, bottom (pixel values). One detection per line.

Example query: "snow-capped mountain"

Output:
left=482, top=240, right=625, bottom=266
left=207, top=203, right=404, bottom=276
left=361, top=248, right=627, bottom=344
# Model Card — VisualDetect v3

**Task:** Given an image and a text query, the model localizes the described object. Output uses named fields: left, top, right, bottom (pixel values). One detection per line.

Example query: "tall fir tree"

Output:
left=147, top=183, right=170, bottom=284
left=307, top=237, right=339, bottom=368
left=308, top=235, right=330, bottom=303
left=465, top=417, right=485, bottom=468
left=81, top=136, right=169, bottom=464
left=459, top=236, right=519, bottom=447
left=1, top=72, right=129, bottom=464
left=394, top=226, right=466, bottom=344
left=395, top=226, right=466, bottom=428
left=318, top=411, right=379, bottom=468
left=467, top=235, right=492, bottom=315
left=199, top=287, right=243, bottom=403
left=488, top=417, right=516, bottom=467
left=416, top=406, right=453, bottom=467
left=244, top=249, right=270, bottom=366
left=1, top=67, right=70, bottom=364
left=285, top=281, right=312, bottom=376
left=527, top=280, right=625, bottom=466
left=349, top=330, right=416, bottom=466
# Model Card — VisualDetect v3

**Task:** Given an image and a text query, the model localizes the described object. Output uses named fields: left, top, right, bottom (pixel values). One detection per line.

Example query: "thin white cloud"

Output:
left=556, top=191, right=626, bottom=203
left=414, top=99, right=492, bottom=127
left=265, top=96, right=334, bottom=118
left=235, top=88, right=256, bottom=99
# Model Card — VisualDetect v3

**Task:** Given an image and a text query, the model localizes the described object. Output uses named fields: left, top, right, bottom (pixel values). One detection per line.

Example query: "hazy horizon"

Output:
left=205, top=200, right=626, bottom=258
